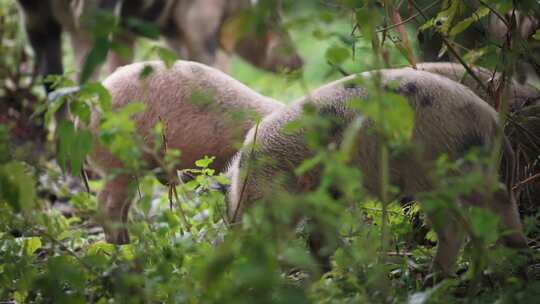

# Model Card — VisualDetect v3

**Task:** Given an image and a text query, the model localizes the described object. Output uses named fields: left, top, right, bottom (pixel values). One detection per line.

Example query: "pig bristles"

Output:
left=231, top=121, right=261, bottom=223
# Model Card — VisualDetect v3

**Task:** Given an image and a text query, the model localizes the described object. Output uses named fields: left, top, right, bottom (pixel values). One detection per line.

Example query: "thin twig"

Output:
left=387, top=251, right=413, bottom=257
left=328, top=61, right=350, bottom=76
left=80, top=166, right=90, bottom=193
left=376, top=0, right=441, bottom=33
left=134, top=175, right=142, bottom=200
left=388, top=5, right=417, bottom=67
left=507, top=116, right=540, bottom=151
left=172, top=184, right=191, bottom=230
left=512, top=172, right=540, bottom=192
left=168, top=186, right=176, bottom=213
left=232, top=122, right=261, bottom=223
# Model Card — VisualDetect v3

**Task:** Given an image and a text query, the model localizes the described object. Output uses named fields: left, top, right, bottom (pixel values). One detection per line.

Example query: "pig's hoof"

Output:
left=105, top=228, right=130, bottom=244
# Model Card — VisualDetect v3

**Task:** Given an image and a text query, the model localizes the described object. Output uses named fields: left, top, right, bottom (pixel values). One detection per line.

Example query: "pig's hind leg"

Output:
left=97, top=174, right=135, bottom=244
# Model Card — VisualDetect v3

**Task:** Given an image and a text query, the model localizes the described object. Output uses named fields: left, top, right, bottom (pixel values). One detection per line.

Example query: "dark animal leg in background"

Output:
left=23, top=6, right=64, bottom=93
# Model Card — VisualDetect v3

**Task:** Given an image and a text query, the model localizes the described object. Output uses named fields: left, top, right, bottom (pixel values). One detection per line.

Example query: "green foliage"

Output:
left=57, top=121, right=93, bottom=176
left=0, top=161, right=36, bottom=212
left=0, top=0, right=539, bottom=303
left=325, top=45, right=351, bottom=65
left=80, top=37, right=111, bottom=85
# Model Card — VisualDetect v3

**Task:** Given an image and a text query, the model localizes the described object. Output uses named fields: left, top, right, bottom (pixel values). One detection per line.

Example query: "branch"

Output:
left=375, top=0, right=441, bottom=33
left=350, top=0, right=441, bottom=36
left=512, top=172, right=540, bottom=192
left=232, top=122, right=261, bottom=223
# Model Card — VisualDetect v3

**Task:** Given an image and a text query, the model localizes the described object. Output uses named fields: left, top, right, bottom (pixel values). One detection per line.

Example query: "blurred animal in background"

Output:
left=487, top=10, right=539, bottom=84
left=16, top=0, right=303, bottom=93
left=414, top=1, right=485, bottom=62
left=413, top=1, right=539, bottom=84
left=89, top=60, right=284, bottom=244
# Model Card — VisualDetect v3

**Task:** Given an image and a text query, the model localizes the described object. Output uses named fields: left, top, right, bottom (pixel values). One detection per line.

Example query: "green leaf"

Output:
left=213, top=173, right=230, bottom=186
left=195, top=156, right=215, bottom=169
left=80, top=37, right=110, bottom=84
left=120, top=244, right=136, bottom=261
left=125, top=17, right=161, bottom=39
left=534, top=29, right=540, bottom=40
left=281, top=245, right=317, bottom=271
left=81, top=82, right=112, bottom=112
left=190, top=89, right=216, bottom=107
left=449, top=7, right=489, bottom=37
left=325, top=45, right=350, bottom=65
left=355, top=8, right=378, bottom=41
left=98, top=101, right=145, bottom=169
left=0, top=125, right=11, bottom=163
left=295, top=152, right=324, bottom=176
left=57, top=121, right=75, bottom=173
left=70, top=100, right=91, bottom=125
left=0, top=161, right=36, bottom=212
left=426, top=230, right=438, bottom=243
left=352, top=89, right=414, bottom=142
left=57, top=121, right=93, bottom=175
left=340, top=116, right=364, bottom=162
left=117, top=102, right=145, bottom=117
left=319, top=11, right=334, bottom=23
left=110, top=41, right=133, bottom=63
left=87, top=241, right=116, bottom=255
left=24, top=237, right=42, bottom=256
left=435, top=1, right=463, bottom=34
left=470, top=207, right=500, bottom=243
left=139, top=64, right=154, bottom=80
left=419, top=18, right=436, bottom=32
left=157, top=47, right=177, bottom=68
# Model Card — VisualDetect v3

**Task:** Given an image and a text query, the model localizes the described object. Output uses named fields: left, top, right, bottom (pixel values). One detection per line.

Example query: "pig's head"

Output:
left=220, top=0, right=303, bottom=73
left=234, top=27, right=303, bottom=73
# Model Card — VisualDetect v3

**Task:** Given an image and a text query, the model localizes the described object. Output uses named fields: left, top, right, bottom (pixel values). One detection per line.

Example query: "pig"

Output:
left=16, top=0, right=303, bottom=92
left=169, top=0, right=303, bottom=73
left=415, top=62, right=540, bottom=110
left=88, top=60, right=284, bottom=244
left=225, top=68, right=528, bottom=277
left=487, top=10, right=539, bottom=84
left=488, top=10, right=539, bottom=44
left=15, top=0, right=65, bottom=93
